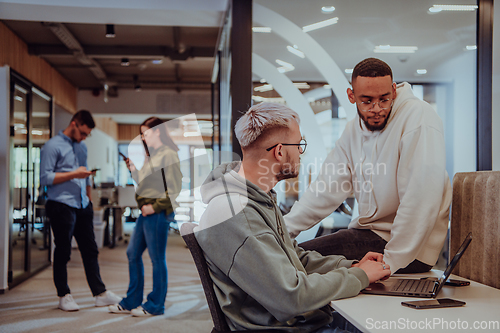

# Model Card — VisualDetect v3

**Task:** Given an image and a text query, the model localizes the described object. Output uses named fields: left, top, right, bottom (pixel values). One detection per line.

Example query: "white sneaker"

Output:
left=59, top=294, right=79, bottom=312
left=108, top=304, right=131, bottom=314
left=95, top=290, right=122, bottom=307
left=131, top=306, right=153, bottom=317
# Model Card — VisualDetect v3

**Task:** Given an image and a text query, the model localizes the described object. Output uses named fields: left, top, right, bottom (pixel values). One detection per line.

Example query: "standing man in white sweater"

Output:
left=285, top=58, right=452, bottom=274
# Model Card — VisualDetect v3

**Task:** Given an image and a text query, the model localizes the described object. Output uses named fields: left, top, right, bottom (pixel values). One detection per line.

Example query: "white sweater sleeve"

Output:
left=383, top=122, right=447, bottom=273
left=284, top=142, right=353, bottom=238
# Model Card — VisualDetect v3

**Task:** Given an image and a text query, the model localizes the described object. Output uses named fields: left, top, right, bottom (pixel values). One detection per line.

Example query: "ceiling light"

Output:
left=277, top=67, right=294, bottom=73
left=252, top=27, right=272, bottom=33
left=121, top=58, right=130, bottom=66
left=260, top=78, right=267, bottom=83
left=323, top=84, right=331, bottom=89
left=429, top=4, right=478, bottom=12
left=416, top=69, right=427, bottom=75
left=105, top=24, right=115, bottom=38
left=276, top=59, right=294, bottom=68
left=254, top=84, right=274, bottom=92
left=345, top=69, right=353, bottom=74
left=287, top=45, right=305, bottom=58
left=151, top=59, right=163, bottom=65
left=466, top=45, right=477, bottom=50
left=374, top=45, right=418, bottom=53
left=302, top=17, right=339, bottom=33
left=293, top=82, right=310, bottom=89
left=321, top=6, right=336, bottom=13
left=14, top=96, right=23, bottom=102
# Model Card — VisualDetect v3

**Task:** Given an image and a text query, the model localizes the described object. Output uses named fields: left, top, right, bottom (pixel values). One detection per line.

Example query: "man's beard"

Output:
left=357, top=107, right=391, bottom=131
left=276, top=156, right=299, bottom=181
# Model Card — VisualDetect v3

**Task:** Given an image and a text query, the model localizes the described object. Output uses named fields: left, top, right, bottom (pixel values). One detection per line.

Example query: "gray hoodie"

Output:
left=194, top=162, right=369, bottom=332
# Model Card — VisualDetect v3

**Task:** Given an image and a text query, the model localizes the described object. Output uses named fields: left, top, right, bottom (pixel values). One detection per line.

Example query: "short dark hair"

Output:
left=352, top=58, right=393, bottom=83
left=71, top=110, right=95, bottom=129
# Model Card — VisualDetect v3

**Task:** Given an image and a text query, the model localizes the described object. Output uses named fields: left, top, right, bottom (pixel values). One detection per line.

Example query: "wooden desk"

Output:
left=331, top=271, right=500, bottom=332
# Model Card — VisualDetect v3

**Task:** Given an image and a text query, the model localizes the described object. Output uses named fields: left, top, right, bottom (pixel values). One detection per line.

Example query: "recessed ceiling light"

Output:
left=416, top=69, right=427, bottom=75
left=302, top=17, right=339, bottom=33
left=254, top=84, right=274, bottom=92
left=121, top=58, right=130, bottom=66
left=293, top=82, right=310, bottom=89
left=287, top=45, right=305, bottom=58
left=252, top=27, right=272, bottom=33
left=429, top=4, right=478, bottom=12
left=345, top=69, right=353, bottom=74
left=466, top=45, right=477, bottom=50
left=105, top=24, right=115, bottom=38
left=374, top=45, right=418, bottom=53
left=321, top=6, right=335, bottom=13
left=260, top=78, right=267, bottom=83
left=152, top=59, right=163, bottom=65
left=276, top=59, right=294, bottom=69
left=323, top=84, right=331, bottom=89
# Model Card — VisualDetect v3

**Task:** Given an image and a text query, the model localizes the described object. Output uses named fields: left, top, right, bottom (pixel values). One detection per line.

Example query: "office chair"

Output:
left=180, top=222, right=287, bottom=333
left=450, top=171, right=500, bottom=289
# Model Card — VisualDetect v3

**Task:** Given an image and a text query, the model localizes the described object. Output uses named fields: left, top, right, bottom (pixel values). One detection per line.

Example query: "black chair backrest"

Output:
left=180, top=222, right=231, bottom=332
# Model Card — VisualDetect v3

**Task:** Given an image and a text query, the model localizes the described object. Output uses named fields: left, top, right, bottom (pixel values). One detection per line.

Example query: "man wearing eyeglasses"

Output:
left=40, top=110, right=120, bottom=311
left=285, top=58, right=452, bottom=275
left=194, top=102, right=390, bottom=332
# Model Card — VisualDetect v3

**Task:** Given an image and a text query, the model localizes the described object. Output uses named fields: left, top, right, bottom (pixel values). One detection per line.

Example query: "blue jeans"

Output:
left=120, top=211, right=174, bottom=315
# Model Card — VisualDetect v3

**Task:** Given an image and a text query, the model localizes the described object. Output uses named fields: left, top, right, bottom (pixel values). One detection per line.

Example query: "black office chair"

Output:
left=180, top=222, right=287, bottom=333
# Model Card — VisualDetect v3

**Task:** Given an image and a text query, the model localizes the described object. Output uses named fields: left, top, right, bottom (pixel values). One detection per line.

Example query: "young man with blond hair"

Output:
left=193, top=102, right=390, bottom=332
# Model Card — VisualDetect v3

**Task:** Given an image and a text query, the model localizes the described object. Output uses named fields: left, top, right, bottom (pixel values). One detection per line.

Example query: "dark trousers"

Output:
left=299, top=229, right=433, bottom=274
left=46, top=200, right=106, bottom=297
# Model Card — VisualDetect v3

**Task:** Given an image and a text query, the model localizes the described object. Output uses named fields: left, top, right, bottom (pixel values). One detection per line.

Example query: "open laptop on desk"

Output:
left=362, top=232, right=472, bottom=298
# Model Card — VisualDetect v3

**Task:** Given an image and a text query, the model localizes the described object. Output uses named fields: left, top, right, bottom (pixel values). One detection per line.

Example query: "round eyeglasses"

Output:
left=357, top=98, right=394, bottom=112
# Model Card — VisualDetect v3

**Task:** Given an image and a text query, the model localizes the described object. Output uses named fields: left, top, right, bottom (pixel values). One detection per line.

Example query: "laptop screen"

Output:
left=434, top=232, right=472, bottom=295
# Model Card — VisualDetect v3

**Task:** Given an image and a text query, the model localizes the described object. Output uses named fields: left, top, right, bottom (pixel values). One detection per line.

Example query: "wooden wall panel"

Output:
left=94, top=117, right=118, bottom=141
left=0, top=22, right=77, bottom=113
left=118, top=124, right=140, bottom=142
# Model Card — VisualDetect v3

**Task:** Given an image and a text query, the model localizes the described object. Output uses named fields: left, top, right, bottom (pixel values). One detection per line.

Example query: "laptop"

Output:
left=362, top=232, right=472, bottom=298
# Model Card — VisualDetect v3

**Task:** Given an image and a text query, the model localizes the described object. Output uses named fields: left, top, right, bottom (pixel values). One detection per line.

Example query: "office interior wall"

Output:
left=85, top=130, right=119, bottom=185
left=77, top=89, right=211, bottom=118
left=0, top=66, right=10, bottom=292
left=493, top=3, right=500, bottom=171
left=433, top=51, right=477, bottom=177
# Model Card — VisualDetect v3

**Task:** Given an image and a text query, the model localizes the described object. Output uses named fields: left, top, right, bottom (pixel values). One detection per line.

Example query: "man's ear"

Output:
left=347, top=88, right=356, bottom=104
left=392, top=83, right=397, bottom=99
left=273, top=144, right=283, bottom=162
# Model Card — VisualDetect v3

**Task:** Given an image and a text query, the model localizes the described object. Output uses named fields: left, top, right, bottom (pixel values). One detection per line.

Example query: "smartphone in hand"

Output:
left=119, top=152, right=128, bottom=160
left=90, top=168, right=100, bottom=173
left=401, top=298, right=466, bottom=309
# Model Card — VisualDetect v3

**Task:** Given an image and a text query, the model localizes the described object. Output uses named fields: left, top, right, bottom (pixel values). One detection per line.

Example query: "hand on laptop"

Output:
left=357, top=260, right=391, bottom=283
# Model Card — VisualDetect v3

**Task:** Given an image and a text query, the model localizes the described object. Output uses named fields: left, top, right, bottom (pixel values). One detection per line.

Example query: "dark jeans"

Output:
left=46, top=200, right=106, bottom=297
left=299, top=229, right=433, bottom=274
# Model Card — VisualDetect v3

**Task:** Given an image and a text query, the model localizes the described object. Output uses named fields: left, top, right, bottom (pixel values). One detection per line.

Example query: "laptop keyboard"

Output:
left=392, top=279, right=433, bottom=293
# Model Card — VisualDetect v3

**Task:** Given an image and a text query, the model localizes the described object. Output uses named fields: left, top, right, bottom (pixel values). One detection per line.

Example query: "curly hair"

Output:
left=352, top=58, right=393, bottom=83
left=234, top=102, right=300, bottom=149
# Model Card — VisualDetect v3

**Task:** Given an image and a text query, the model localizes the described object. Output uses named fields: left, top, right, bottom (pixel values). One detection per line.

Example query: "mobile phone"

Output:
left=119, top=152, right=128, bottom=160
left=444, top=279, right=470, bottom=287
left=90, top=168, right=100, bottom=172
left=401, top=298, right=466, bottom=309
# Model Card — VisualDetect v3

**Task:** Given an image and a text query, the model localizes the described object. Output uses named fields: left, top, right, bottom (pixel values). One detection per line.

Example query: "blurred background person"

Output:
left=109, top=117, right=182, bottom=316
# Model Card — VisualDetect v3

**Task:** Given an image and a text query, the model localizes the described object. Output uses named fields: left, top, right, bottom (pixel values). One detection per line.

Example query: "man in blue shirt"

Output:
left=40, top=110, right=120, bottom=311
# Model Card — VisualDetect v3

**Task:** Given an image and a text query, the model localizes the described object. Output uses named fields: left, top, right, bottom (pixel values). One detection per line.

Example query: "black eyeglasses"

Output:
left=266, top=139, right=307, bottom=154
left=76, top=123, right=91, bottom=138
